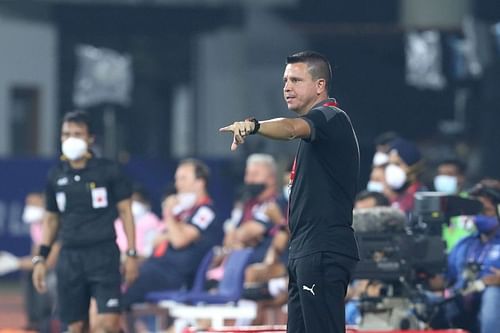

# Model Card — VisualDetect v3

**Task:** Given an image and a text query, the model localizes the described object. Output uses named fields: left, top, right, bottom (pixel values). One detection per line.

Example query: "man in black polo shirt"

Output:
left=32, top=111, right=138, bottom=332
left=220, top=51, right=360, bottom=333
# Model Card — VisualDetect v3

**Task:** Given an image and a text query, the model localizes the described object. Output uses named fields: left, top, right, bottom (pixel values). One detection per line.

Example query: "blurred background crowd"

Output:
left=0, top=0, right=500, bottom=332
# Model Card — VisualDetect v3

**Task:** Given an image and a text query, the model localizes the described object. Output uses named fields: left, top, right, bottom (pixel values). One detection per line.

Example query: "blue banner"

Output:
left=0, top=157, right=237, bottom=258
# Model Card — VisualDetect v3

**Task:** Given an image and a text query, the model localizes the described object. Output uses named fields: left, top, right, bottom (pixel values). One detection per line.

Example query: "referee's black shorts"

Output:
left=287, top=251, right=357, bottom=333
left=56, top=241, right=122, bottom=324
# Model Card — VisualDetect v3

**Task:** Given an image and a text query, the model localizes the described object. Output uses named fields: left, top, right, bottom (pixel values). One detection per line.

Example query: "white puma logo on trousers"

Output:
left=302, top=284, right=316, bottom=295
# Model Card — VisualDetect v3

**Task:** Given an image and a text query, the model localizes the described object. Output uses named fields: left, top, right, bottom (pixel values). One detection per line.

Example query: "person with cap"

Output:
left=384, top=137, right=426, bottom=214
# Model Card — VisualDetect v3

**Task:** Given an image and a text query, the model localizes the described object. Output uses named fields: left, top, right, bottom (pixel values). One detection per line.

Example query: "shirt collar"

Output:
left=311, top=97, right=338, bottom=110
left=60, top=151, right=97, bottom=172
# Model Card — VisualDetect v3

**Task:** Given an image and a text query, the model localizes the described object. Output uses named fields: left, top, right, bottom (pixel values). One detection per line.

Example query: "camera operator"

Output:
left=345, top=191, right=392, bottom=325
left=431, top=181, right=500, bottom=333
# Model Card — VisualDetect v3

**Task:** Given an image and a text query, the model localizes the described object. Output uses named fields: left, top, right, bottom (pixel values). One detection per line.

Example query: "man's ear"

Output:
left=194, top=178, right=204, bottom=192
left=316, top=79, right=327, bottom=95
left=88, top=135, right=95, bottom=146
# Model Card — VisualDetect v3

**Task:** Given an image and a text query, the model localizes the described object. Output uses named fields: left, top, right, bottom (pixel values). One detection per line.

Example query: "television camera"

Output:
left=351, top=194, right=483, bottom=330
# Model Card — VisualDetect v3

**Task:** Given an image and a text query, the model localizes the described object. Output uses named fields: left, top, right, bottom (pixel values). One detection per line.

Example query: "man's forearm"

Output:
left=118, top=200, right=136, bottom=251
left=41, top=213, right=59, bottom=247
left=219, top=116, right=310, bottom=151
left=257, top=116, right=311, bottom=141
left=258, top=118, right=300, bottom=140
left=166, top=218, right=196, bottom=249
left=122, top=214, right=136, bottom=251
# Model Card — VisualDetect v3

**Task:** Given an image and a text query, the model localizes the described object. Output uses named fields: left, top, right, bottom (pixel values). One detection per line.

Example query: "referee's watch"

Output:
left=126, top=249, right=138, bottom=258
left=32, top=256, right=45, bottom=266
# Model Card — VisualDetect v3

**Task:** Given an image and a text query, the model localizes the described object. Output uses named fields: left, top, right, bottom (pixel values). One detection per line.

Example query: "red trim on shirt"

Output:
left=323, top=100, right=338, bottom=108
left=153, top=195, right=212, bottom=257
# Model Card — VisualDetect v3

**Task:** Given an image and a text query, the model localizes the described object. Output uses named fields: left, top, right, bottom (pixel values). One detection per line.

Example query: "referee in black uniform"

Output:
left=220, top=51, right=359, bottom=333
left=32, top=111, right=138, bottom=333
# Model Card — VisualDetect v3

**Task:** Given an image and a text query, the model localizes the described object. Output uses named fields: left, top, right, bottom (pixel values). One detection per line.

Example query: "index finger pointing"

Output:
left=219, top=125, right=234, bottom=133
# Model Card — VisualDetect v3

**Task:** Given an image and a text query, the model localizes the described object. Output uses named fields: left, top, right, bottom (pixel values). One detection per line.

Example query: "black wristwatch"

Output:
left=126, top=249, right=138, bottom=258
left=246, top=117, right=260, bottom=135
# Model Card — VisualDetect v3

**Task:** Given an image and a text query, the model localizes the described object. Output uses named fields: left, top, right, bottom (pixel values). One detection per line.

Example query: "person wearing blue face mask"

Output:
left=441, top=182, right=500, bottom=333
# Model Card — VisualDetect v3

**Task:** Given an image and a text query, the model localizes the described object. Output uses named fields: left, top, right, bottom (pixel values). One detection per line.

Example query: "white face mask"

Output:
left=62, top=137, right=88, bottom=161
left=434, top=175, right=458, bottom=194
left=22, top=205, right=44, bottom=224
left=385, top=164, right=407, bottom=190
left=172, top=192, right=197, bottom=215
left=131, top=201, right=149, bottom=220
left=367, top=181, right=384, bottom=193
left=372, top=152, right=389, bottom=167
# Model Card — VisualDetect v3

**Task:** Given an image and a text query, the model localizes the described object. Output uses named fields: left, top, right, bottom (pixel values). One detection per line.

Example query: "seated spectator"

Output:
left=384, top=138, right=426, bottom=214
left=240, top=160, right=292, bottom=325
left=367, top=134, right=396, bottom=201
left=206, top=154, right=281, bottom=298
left=23, top=192, right=60, bottom=332
left=220, top=154, right=281, bottom=265
left=372, top=131, right=399, bottom=167
left=433, top=158, right=468, bottom=195
left=122, top=159, right=223, bottom=310
left=433, top=159, right=476, bottom=251
left=0, top=192, right=60, bottom=332
left=366, top=165, right=388, bottom=194
left=114, top=185, right=162, bottom=260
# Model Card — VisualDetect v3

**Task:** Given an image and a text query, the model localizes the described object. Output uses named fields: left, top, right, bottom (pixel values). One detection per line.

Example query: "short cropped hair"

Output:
left=246, top=153, right=277, bottom=176
left=355, top=190, right=390, bottom=207
left=179, top=158, right=210, bottom=187
left=287, top=51, right=332, bottom=89
left=437, top=159, right=467, bottom=175
left=62, top=110, right=94, bottom=135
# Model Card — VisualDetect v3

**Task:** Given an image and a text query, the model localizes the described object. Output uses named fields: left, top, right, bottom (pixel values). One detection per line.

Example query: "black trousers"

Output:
left=287, top=252, right=357, bottom=333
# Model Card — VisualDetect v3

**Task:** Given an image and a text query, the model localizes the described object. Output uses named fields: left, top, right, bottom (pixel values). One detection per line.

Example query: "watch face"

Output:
left=32, top=256, right=45, bottom=265
left=126, top=249, right=137, bottom=257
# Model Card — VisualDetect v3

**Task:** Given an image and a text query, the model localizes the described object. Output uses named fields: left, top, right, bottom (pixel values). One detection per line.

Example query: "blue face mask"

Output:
left=474, top=215, right=499, bottom=234
left=434, top=175, right=458, bottom=194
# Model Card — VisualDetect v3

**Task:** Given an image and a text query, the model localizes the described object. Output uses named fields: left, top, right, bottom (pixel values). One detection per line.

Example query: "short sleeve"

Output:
left=250, top=202, right=276, bottom=234
left=252, top=203, right=272, bottom=224
left=45, top=170, right=59, bottom=213
left=109, top=163, right=132, bottom=203
left=188, top=205, right=216, bottom=231
left=301, top=107, right=338, bottom=143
